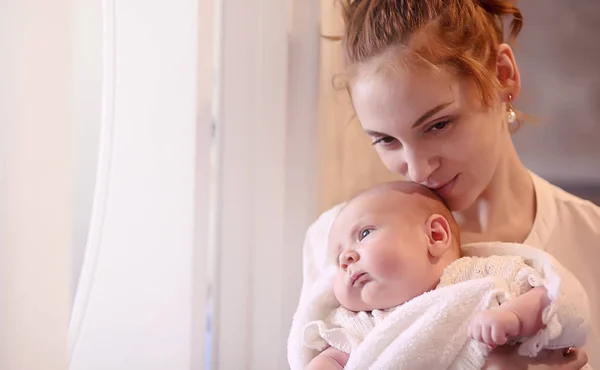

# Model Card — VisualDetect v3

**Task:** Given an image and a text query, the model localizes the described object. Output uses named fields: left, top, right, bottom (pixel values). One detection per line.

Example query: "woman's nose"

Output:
left=339, top=249, right=359, bottom=270
left=404, top=148, right=439, bottom=184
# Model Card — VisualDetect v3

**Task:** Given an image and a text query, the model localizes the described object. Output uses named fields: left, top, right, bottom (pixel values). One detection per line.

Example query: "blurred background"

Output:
left=0, top=1, right=598, bottom=370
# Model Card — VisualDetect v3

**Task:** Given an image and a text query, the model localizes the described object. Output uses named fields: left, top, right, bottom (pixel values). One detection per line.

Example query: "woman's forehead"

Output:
left=350, top=66, right=461, bottom=129
left=354, top=64, right=457, bottom=99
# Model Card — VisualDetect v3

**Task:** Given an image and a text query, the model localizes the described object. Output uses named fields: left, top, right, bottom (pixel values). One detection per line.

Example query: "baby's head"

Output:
left=330, top=181, right=461, bottom=312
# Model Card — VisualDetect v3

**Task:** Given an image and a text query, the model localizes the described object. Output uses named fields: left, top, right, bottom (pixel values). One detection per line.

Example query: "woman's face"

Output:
left=350, top=63, right=513, bottom=212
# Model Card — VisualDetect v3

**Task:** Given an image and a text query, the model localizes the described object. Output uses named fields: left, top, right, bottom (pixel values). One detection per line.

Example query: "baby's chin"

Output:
left=334, top=285, right=395, bottom=312
left=334, top=292, right=367, bottom=312
left=340, top=300, right=377, bottom=312
left=335, top=293, right=383, bottom=312
left=337, top=292, right=410, bottom=312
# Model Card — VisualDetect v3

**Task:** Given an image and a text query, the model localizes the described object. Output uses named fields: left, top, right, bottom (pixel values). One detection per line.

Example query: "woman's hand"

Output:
left=482, top=345, right=588, bottom=370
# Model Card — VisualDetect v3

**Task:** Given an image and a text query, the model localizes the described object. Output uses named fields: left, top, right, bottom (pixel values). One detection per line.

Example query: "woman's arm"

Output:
left=288, top=205, right=344, bottom=370
left=483, top=345, right=588, bottom=370
left=472, top=286, right=589, bottom=369
left=305, top=347, right=349, bottom=370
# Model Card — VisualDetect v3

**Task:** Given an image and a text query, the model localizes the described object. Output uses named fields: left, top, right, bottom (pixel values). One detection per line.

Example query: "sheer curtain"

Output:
left=69, top=0, right=204, bottom=369
left=69, top=0, right=321, bottom=369
left=210, top=0, right=320, bottom=368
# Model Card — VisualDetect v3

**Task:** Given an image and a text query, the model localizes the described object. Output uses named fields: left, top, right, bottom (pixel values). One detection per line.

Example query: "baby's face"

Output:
left=330, top=187, right=452, bottom=312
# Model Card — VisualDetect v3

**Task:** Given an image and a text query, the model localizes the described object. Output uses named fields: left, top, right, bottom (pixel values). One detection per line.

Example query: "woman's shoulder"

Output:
left=532, top=172, right=600, bottom=219
left=530, top=173, right=600, bottom=368
left=531, top=172, right=600, bottom=241
left=306, top=203, right=345, bottom=237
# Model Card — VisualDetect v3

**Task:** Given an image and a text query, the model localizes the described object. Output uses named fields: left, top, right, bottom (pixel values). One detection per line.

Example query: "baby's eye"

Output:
left=358, top=227, right=374, bottom=241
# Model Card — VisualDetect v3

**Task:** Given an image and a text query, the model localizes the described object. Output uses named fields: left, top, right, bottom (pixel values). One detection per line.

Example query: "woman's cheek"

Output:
left=377, top=151, right=405, bottom=176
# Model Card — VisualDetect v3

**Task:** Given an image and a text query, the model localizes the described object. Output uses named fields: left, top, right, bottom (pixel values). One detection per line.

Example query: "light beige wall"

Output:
left=0, top=1, right=72, bottom=369
left=316, top=1, right=401, bottom=215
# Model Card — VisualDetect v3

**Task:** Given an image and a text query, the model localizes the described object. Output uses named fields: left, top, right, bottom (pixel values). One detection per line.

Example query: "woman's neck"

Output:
left=454, top=143, right=536, bottom=244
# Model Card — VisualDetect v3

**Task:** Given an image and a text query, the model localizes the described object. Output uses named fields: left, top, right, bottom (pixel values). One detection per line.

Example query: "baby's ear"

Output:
left=425, top=214, right=452, bottom=257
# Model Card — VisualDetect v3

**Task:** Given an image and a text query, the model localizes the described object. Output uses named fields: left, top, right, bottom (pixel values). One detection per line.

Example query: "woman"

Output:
left=291, top=0, right=600, bottom=369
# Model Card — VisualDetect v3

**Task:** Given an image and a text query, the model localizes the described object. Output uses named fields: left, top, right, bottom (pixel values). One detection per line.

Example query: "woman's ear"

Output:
left=496, top=43, right=521, bottom=99
left=425, top=214, right=452, bottom=257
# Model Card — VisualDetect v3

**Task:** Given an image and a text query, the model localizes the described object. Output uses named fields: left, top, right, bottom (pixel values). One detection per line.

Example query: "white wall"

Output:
left=0, top=1, right=72, bottom=369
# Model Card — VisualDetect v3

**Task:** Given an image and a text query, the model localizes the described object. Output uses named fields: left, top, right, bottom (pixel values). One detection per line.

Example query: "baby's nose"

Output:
left=339, top=250, right=359, bottom=270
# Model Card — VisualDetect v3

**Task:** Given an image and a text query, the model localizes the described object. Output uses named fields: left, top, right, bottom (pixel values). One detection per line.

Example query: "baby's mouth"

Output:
left=350, top=272, right=367, bottom=287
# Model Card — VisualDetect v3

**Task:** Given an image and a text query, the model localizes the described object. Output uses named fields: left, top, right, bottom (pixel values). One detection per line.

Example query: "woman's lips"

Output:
left=435, top=174, right=459, bottom=198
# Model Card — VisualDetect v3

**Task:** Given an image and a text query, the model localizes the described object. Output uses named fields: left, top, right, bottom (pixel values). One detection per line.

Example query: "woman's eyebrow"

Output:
left=411, top=102, right=453, bottom=128
left=364, top=129, right=386, bottom=137
left=363, top=101, right=454, bottom=137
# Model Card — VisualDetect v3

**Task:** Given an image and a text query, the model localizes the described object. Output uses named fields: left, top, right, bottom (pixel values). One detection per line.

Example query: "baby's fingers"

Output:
left=481, top=324, right=494, bottom=345
left=491, top=325, right=508, bottom=346
left=468, top=320, right=483, bottom=343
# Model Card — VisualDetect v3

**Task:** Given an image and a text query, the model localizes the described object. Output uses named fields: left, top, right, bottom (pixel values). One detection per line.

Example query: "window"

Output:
left=69, top=0, right=320, bottom=369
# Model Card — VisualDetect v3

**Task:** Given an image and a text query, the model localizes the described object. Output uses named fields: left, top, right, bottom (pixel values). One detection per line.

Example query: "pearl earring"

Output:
left=507, top=93, right=517, bottom=124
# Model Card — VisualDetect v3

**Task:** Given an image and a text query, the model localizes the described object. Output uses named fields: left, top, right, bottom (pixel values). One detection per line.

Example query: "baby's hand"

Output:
left=468, top=309, right=521, bottom=347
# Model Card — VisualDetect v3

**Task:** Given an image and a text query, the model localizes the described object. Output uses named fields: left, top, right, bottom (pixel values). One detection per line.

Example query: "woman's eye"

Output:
left=425, top=120, right=450, bottom=133
left=371, top=136, right=396, bottom=146
left=358, top=228, right=374, bottom=241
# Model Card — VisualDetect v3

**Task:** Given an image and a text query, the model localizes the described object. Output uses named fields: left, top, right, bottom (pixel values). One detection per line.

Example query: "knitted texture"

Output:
left=301, top=243, right=590, bottom=369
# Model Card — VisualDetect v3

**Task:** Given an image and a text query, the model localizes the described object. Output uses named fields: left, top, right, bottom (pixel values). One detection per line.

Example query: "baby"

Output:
left=303, top=181, right=588, bottom=369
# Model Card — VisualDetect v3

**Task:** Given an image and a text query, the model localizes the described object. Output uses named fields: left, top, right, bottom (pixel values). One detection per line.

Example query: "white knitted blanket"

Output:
left=304, top=277, right=500, bottom=370
left=288, top=242, right=590, bottom=370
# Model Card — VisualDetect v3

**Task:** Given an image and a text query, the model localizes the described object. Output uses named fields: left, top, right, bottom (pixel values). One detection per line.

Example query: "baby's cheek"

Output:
left=371, top=251, right=404, bottom=278
left=332, top=273, right=350, bottom=305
